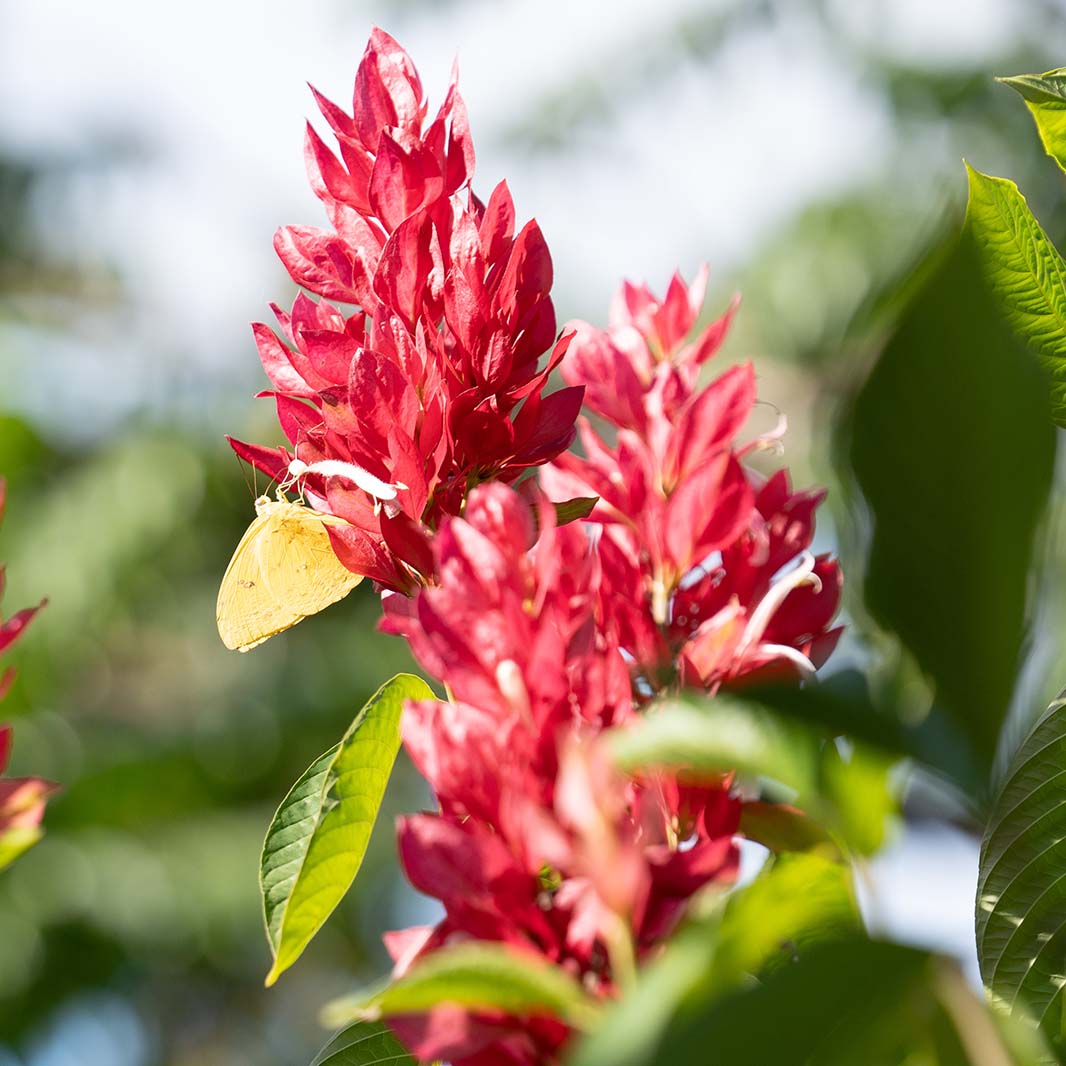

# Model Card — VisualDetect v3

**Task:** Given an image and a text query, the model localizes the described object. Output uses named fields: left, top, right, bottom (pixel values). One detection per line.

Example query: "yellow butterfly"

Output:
left=216, top=494, right=363, bottom=652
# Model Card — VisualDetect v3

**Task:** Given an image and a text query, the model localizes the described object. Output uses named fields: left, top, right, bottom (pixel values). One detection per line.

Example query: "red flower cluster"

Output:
left=229, top=29, right=581, bottom=592
left=543, top=270, right=842, bottom=694
left=234, top=30, right=844, bottom=1066
left=382, top=485, right=740, bottom=1065
left=0, top=480, right=51, bottom=854
left=370, top=270, right=842, bottom=1063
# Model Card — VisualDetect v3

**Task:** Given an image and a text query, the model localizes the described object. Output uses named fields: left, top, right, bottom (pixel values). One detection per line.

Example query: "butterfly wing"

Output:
left=216, top=500, right=363, bottom=652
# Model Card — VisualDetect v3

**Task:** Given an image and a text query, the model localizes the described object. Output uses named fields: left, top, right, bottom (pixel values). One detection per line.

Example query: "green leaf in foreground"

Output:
left=260, top=672, right=433, bottom=986
left=553, top=496, right=598, bottom=526
left=309, top=1021, right=415, bottom=1066
left=576, top=936, right=1048, bottom=1066
left=978, top=687, right=1066, bottom=1050
left=609, top=693, right=820, bottom=796
left=845, top=231, right=1054, bottom=782
left=572, top=854, right=859, bottom=1066
left=323, top=941, right=603, bottom=1032
left=966, top=164, right=1066, bottom=425
left=0, top=825, right=43, bottom=872
left=999, top=68, right=1066, bottom=173
left=609, top=693, right=896, bottom=855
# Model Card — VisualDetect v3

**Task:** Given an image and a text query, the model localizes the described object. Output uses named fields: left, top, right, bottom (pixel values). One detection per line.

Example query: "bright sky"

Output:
left=0, top=0, right=1013, bottom=440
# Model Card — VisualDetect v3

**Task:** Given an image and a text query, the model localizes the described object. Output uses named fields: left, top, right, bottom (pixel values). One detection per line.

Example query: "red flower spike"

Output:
left=233, top=36, right=844, bottom=1066
left=544, top=270, right=841, bottom=696
left=233, top=32, right=578, bottom=587
left=381, top=485, right=740, bottom=1063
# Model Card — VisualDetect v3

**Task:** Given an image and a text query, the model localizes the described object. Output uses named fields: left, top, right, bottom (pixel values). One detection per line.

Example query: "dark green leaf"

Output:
left=572, top=854, right=860, bottom=1066
left=309, top=1021, right=415, bottom=1066
left=978, top=688, right=1066, bottom=1051
left=553, top=497, right=598, bottom=526
left=575, top=937, right=1049, bottom=1066
left=844, top=233, right=1055, bottom=784
left=260, top=673, right=434, bottom=985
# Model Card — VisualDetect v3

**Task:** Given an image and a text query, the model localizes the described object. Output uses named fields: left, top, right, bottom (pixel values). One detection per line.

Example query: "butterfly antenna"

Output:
left=233, top=452, right=258, bottom=501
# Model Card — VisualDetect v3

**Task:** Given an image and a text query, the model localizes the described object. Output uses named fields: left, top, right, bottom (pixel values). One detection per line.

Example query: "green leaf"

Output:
left=323, top=941, right=603, bottom=1032
left=571, top=854, right=860, bottom=1066
left=999, top=68, right=1066, bottom=172
left=977, top=687, right=1066, bottom=1051
left=308, top=1021, right=415, bottom=1066
left=575, top=937, right=1049, bottom=1066
left=531, top=496, right=599, bottom=534
left=738, top=800, right=834, bottom=854
left=609, top=693, right=896, bottom=855
left=966, top=164, right=1066, bottom=425
left=0, top=825, right=43, bottom=872
left=260, top=673, right=433, bottom=986
left=553, top=496, right=598, bottom=526
left=844, top=232, right=1055, bottom=784
left=818, top=741, right=894, bottom=857
left=609, top=693, right=820, bottom=796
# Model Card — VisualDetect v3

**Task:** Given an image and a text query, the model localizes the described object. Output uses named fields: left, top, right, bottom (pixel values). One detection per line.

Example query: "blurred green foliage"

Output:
left=4, top=2, right=1066, bottom=1064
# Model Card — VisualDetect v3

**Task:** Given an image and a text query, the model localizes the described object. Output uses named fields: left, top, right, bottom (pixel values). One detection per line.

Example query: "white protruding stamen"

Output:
left=739, top=405, right=788, bottom=458
left=736, top=550, right=818, bottom=659
left=286, top=458, right=404, bottom=502
left=757, top=643, right=817, bottom=681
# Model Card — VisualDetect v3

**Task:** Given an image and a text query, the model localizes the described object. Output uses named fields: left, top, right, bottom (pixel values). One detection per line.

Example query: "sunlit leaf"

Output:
left=845, top=232, right=1055, bottom=785
left=609, top=693, right=896, bottom=855
left=261, top=673, right=433, bottom=986
left=818, top=741, right=894, bottom=857
left=323, top=941, right=603, bottom=1031
left=977, top=687, right=1066, bottom=1051
left=609, top=693, right=819, bottom=795
left=999, top=69, right=1066, bottom=173
left=309, top=1021, right=415, bottom=1066
left=966, top=165, right=1066, bottom=425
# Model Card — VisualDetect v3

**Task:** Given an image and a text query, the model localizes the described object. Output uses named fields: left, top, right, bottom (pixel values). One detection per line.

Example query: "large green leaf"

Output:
left=309, top=1021, right=415, bottom=1066
left=260, top=673, right=433, bottom=986
left=574, top=937, right=1049, bottom=1066
left=966, top=165, right=1066, bottom=424
left=572, top=855, right=858, bottom=1066
left=844, top=233, right=1055, bottom=785
left=999, top=69, right=1066, bottom=173
left=977, top=687, right=1066, bottom=1051
left=323, top=941, right=603, bottom=1032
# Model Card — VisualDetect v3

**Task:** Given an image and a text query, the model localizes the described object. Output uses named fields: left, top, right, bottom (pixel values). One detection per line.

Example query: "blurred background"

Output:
left=1, top=0, right=1066, bottom=1062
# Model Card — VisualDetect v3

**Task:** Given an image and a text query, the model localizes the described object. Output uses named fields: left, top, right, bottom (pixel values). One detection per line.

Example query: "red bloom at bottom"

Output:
left=381, top=485, right=740, bottom=1064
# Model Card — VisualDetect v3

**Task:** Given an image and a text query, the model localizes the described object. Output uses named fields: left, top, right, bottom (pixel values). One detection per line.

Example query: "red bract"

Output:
left=381, top=485, right=740, bottom=1065
left=542, top=269, right=842, bottom=696
left=0, top=479, right=52, bottom=849
left=229, top=29, right=580, bottom=592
